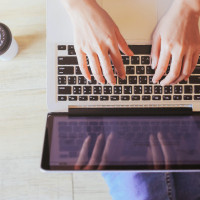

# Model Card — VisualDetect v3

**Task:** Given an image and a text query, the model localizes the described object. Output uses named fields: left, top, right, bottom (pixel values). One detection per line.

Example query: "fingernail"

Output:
left=160, top=82, right=164, bottom=86
left=170, top=83, right=175, bottom=86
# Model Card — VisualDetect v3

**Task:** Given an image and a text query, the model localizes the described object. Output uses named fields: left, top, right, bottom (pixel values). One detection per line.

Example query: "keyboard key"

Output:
left=58, top=45, right=66, bottom=50
left=58, top=86, right=71, bottom=94
left=93, top=86, right=102, bottom=94
left=198, top=58, right=200, bottom=64
left=131, top=96, right=140, bottom=101
left=139, top=76, right=147, bottom=84
left=124, top=86, right=132, bottom=94
left=136, top=66, right=145, bottom=74
left=79, top=96, right=88, bottom=101
left=131, top=56, right=140, bottom=64
left=88, top=66, right=92, bottom=75
left=68, top=76, right=76, bottom=85
left=100, top=96, right=109, bottom=101
left=163, top=95, right=171, bottom=100
left=58, top=76, right=66, bottom=84
left=73, top=86, right=82, bottom=94
left=194, top=95, right=200, bottom=100
left=179, top=80, right=187, bottom=84
left=122, top=56, right=130, bottom=64
left=173, top=95, right=182, bottom=100
left=128, top=45, right=152, bottom=55
left=129, top=76, right=137, bottom=84
left=114, top=86, right=122, bottom=94
left=119, top=77, right=127, bottom=84
left=83, top=86, right=92, bottom=94
left=121, top=96, right=130, bottom=101
left=78, top=76, right=87, bottom=84
left=144, top=86, right=152, bottom=94
left=58, top=57, right=78, bottom=65
left=68, top=50, right=76, bottom=55
left=104, top=86, right=112, bottom=94
left=184, top=95, right=192, bottom=100
left=153, top=95, right=161, bottom=100
left=58, top=67, right=74, bottom=75
left=192, top=66, right=200, bottom=74
left=142, top=96, right=151, bottom=100
left=154, top=86, right=162, bottom=94
left=174, top=86, right=182, bottom=94
left=68, top=45, right=74, bottom=50
left=141, top=56, right=150, bottom=64
left=189, top=76, right=200, bottom=84
left=126, top=66, right=135, bottom=74
left=69, top=96, right=77, bottom=101
left=134, top=86, right=142, bottom=94
left=75, top=66, right=82, bottom=75
left=195, top=86, right=200, bottom=94
left=88, top=76, right=97, bottom=85
left=90, top=96, right=98, bottom=101
left=164, top=86, right=172, bottom=94
left=111, top=96, right=119, bottom=101
left=184, top=86, right=193, bottom=94
left=58, top=96, right=67, bottom=101
left=149, top=76, right=153, bottom=84
left=146, top=66, right=155, bottom=74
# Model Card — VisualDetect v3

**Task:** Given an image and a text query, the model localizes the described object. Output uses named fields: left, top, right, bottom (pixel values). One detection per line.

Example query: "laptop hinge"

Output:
left=68, top=105, right=192, bottom=116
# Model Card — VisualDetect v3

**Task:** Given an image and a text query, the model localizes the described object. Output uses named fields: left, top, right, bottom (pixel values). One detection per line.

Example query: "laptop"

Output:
left=41, top=0, right=200, bottom=172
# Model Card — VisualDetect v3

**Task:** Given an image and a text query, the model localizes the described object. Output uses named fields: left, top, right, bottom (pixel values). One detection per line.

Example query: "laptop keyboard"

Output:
left=57, top=45, right=200, bottom=102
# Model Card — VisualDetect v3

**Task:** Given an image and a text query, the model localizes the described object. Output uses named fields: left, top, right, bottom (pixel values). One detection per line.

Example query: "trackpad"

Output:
left=98, top=0, right=157, bottom=43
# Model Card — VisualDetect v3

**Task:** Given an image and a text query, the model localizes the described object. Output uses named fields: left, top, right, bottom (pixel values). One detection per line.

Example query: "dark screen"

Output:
left=46, top=115, right=200, bottom=170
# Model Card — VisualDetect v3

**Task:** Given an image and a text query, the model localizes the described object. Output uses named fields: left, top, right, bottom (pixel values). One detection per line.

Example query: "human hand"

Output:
left=151, top=0, right=200, bottom=86
left=61, top=0, right=133, bottom=84
left=74, top=132, right=122, bottom=170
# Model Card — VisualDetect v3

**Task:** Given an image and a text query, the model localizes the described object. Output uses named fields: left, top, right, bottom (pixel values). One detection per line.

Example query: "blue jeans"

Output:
left=102, top=173, right=200, bottom=200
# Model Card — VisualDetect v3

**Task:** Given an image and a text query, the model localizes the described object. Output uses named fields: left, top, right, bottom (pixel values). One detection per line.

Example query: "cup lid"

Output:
left=0, top=23, right=12, bottom=55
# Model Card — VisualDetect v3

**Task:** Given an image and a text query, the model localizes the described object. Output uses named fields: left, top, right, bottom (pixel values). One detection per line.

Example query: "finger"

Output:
left=160, top=53, right=183, bottom=86
left=76, top=49, right=91, bottom=81
left=87, top=53, right=105, bottom=84
left=149, top=134, right=164, bottom=170
left=97, top=49, right=117, bottom=85
left=115, top=27, right=134, bottom=56
left=151, top=32, right=161, bottom=70
left=86, top=134, right=105, bottom=168
left=109, top=41, right=126, bottom=80
left=152, top=46, right=171, bottom=84
left=74, top=136, right=91, bottom=170
left=172, top=52, right=193, bottom=84
left=187, top=51, right=200, bottom=80
left=157, top=132, right=176, bottom=169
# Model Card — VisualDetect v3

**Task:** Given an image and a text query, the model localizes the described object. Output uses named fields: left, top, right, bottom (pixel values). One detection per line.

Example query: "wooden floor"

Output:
left=0, top=0, right=112, bottom=199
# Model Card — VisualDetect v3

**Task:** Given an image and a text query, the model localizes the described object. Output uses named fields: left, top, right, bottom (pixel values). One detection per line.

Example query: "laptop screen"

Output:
left=42, top=114, right=200, bottom=171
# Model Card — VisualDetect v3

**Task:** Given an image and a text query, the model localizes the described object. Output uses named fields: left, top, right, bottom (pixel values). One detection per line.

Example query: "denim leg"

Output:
left=102, top=172, right=176, bottom=200
left=172, top=173, right=200, bottom=200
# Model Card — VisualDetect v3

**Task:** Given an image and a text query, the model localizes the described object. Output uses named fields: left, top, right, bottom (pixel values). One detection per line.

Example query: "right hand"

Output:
left=62, top=0, right=133, bottom=84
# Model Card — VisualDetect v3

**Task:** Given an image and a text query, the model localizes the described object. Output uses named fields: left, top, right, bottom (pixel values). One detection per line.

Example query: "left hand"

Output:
left=151, top=0, right=200, bottom=86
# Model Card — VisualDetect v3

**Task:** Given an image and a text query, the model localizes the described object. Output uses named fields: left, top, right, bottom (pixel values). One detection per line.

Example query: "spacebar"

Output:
left=128, top=45, right=152, bottom=55
left=58, top=56, right=78, bottom=65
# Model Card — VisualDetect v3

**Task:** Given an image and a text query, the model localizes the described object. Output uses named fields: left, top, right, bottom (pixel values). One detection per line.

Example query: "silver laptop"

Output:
left=42, top=0, right=200, bottom=172
left=47, top=0, right=200, bottom=112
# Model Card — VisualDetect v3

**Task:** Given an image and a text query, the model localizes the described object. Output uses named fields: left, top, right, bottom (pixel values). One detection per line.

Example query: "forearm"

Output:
left=178, top=0, right=200, bottom=16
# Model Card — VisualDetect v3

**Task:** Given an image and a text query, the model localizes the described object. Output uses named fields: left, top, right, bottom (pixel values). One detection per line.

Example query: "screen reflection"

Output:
left=49, top=116, right=200, bottom=170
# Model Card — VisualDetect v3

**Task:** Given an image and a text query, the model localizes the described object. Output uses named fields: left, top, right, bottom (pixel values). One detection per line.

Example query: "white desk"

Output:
left=0, top=0, right=111, bottom=199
